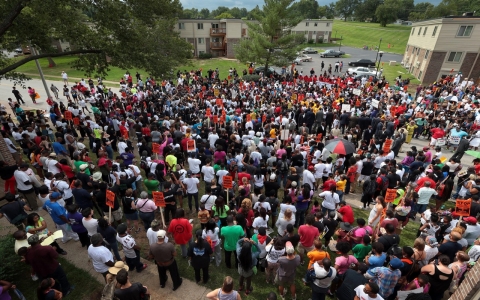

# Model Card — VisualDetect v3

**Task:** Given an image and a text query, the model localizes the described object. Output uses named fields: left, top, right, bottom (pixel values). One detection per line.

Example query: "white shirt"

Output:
left=314, top=163, right=326, bottom=178
left=118, top=141, right=128, bottom=156
left=4, top=138, right=17, bottom=153
left=354, top=285, right=384, bottom=300
left=200, top=194, right=217, bottom=210
left=252, top=215, right=270, bottom=233
left=208, top=134, right=219, bottom=148
left=87, top=245, right=113, bottom=273
left=199, top=165, right=214, bottom=182
left=14, top=170, right=33, bottom=191
left=216, top=169, right=229, bottom=184
left=188, top=158, right=201, bottom=174
left=146, top=228, right=168, bottom=246
left=253, top=201, right=272, bottom=212
left=182, top=177, right=199, bottom=193
left=52, top=180, right=73, bottom=199
left=303, top=170, right=315, bottom=189
left=319, top=191, right=340, bottom=210
left=82, top=217, right=98, bottom=236
left=46, top=158, right=61, bottom=174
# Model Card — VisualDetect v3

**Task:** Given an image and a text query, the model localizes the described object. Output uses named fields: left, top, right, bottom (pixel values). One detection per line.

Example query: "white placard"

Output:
left=353, top=88, right=361, bottom=96
left=371, top=100, right=379, bottom=108
left=341, top=104, right=351, bottom=112
left=281, top=129, right=289, bottom=140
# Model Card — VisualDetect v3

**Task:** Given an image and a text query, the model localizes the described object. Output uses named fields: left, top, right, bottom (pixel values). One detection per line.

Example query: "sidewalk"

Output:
left=21, top=73, right=120, bottom=86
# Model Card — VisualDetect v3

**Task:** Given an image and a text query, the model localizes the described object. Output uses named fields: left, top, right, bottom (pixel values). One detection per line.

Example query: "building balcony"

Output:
left=210, top=42, right=226, bottom=50
left=210, top=28, right=226, bottom=36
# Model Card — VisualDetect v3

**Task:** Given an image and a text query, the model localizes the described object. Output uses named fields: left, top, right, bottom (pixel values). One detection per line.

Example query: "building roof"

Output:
left=412, top=16, right=480, bottom=26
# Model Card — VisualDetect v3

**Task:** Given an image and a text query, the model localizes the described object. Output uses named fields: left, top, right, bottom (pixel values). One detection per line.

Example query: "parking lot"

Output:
left=281, top=45, right=404, bottom=75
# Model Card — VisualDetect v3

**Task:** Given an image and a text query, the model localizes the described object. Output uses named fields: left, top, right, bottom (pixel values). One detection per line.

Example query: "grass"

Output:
left=332, top=20, right=411, bottom=55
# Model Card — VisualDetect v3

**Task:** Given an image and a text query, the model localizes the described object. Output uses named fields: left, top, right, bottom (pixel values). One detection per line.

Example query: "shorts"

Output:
left=430, top=137, right=437, bottom=146
left=124, top=211, right=139, bottom=221
left=275, top=274, right=295, bottom=286
left=358, top=175, right=369, bottom=182
left=297, top=242, right=314, bottom=255
left=111, top=208, right=123, bottom=221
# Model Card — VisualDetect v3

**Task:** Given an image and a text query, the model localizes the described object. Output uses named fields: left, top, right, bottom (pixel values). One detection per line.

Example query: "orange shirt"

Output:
left=307, top=249, right=330, bottom=269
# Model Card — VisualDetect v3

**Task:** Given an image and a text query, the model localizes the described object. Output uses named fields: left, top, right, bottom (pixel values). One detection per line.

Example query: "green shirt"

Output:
left=165, top=155, right=177, bottom=171
left=143, top=179, right=159, bottom=195
left=221, top=225, right=245, bottom=251
left=352, top=244, right=372, bottom=261
left=74, top=160, right=91, bottom=175
left=415, top=118, right=427, bottom=126
left=212, top=205, right=229, bottom=218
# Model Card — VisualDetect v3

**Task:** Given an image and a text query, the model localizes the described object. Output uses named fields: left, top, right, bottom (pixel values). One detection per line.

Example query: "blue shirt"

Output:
left=43, top=200, right=67, bottom=225
left=367, top=253, right=386, bottom=270
left=52, top=142, right=67, bottom=155
left=121, top=152, right=134, bottom=166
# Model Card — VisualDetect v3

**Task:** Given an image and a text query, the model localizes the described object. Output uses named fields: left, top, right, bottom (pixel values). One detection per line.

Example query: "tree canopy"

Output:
left=234, top=0, right=303, bottom=72
left=1, top=0, right=193, bottom=83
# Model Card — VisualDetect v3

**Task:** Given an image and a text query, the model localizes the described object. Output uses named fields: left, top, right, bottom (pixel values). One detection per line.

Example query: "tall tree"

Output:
left=355, top=0, right=382, bottom=22
left=325, top=3, right=337, bottom=19
left=375, top=0, right=398, bottom=26
left=199, top=8, right=210, bottom=19
left=291, top=0, right=320, bottom=19
left=408, top=2, right=435, bottom=21
left=215, top=12, right=234, bottom=19
left=0, top=0, right=192, bottom=82
left=210, top=6, right=230, bottom=18
left=335, top=0, right=359, bottom=21
left=235, top=0, right=303, bottom=72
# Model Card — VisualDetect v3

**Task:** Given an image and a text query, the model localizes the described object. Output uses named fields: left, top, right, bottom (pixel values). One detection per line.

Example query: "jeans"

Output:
left=224, top=249, right=239, bottom=269
left=321, top=206, right=335, bottom=216
left=180, top=244, right=188, bottom=258
left=138, top=211, right=155, bottom=230
left=164, top=204, right=177, bottom=223
left=108, top=239, right=122, bottom=261
left=187, top=192, right=199, bottom=212
left=157, top=260, right=182, bottom=288
left=295, top=208, right=307, bottom=227
left=125, top=249, right=144, bottom=272
left=310, top=284, right=329, bottom=300
left=105, top=145, right=113, bottom=160
left=413, top=203, right=428, bottom=216
left=56, top=223, right=79, bottom=243
left=336, top=190, right=344, bottom=201
left=194, top=265, right=209, bottom=283
left=277, top=173, right=288, bottom=188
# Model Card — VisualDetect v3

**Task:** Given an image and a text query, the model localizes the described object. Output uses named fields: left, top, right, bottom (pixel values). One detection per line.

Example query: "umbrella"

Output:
left=466, top=150, right=480, bottom=159
left=446, top=95, right=458, bottom=102
left=325, top=138, right=356, bottom=155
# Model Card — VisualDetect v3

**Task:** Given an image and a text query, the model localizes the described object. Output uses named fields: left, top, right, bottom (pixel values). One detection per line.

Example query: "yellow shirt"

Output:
left=270, top=128, right=276, bottom=139
left=336, top=180, right=346, bottom=192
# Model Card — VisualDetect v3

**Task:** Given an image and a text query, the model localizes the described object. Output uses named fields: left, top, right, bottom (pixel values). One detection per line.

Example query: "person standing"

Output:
left=116, top=223, right=147, bottom=273
left=298, top=215, right=320, bottom=265
left=14, top=163, right=39, bottom=211
left=277, top=241, right=300, bottom=300
left=206, top=276, right=241, bottom=300
left=168, top=208, right=193, bottom=258
left=87, top=233, right=114, bottom=281
left=50, top=84, right=59, bottom=99
left=149, top=229, right=183, bottom=290
left=236, top=238, right=259, bottom=296
left=188, top=229, right=213, bottom=284
left=309, top=257, right=336, bottom=300
left=221, top=215, right=245, bottom=269
left=27, top=86, right=37, bottom=104
left=61, top=71, right=68, bottom=86
left=114, top=269, right=149, bottom=300
left=12, top=86, right=25, bottom=104
left=43, top=192, right=79, bottom=243
left=183, top=170, right=200, bottom=214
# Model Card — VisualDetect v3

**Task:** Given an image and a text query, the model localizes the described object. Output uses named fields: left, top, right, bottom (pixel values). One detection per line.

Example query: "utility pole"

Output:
left=31, top=46, right=52, bottom=100
left=374, top=38, right=383, bottom=67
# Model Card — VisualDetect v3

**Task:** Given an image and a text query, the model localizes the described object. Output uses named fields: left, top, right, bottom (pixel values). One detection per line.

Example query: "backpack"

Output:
left=281, top=161, right=289, bottom=173
left=380, top=175, right=389, bottom=191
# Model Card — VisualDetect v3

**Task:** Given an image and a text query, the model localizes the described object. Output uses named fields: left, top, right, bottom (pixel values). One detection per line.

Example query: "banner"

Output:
left=223, top=176, right=233, bottom=189
left=187, top=140, right=196, bottom=152
left=152, top=143, right=160, bottom=154
left=106, top=190, right=116, bottom=208
left=385, top=189, right=397, bottom=203
left=152, top=191, right=166, bottom=207
left=455, top=199, right=471, bottom=216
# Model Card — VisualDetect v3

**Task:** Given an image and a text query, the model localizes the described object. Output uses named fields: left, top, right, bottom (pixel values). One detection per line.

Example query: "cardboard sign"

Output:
left=341, top=104, right=351, bottom=112
left=223, top=176, right=233, bottom=189
left=216, top=98, right=223, bottom=107
left=262, top=115, right=266, bottom=123
left=385, top=189, right=397, bottom=203
left=383, top=139, right=393, bottom=154
left=371, top=99, right=379, bottom=108
left=455, top=199, right=471, bottom=216
left=152, top=143, right=161, bottom=154
left=73, top=117, right=80, bottom=126
left=214, top=89, right=219, bottom=96
left=152, top=191, right=166, bottom=207
left=64, top=111, right=73, bottom=120
left=353, top=89, right=361, bottom=96
left=246, top=114, right=251, bottom=122
left=106, top=190, right=116, bottom=208
left=316, top=133, right=323, bottom=143
left=213, top=115, right=219, bottom=124
left=280, top=129, right=289, bottom=140
left=187, top=140, right=196, bottom=152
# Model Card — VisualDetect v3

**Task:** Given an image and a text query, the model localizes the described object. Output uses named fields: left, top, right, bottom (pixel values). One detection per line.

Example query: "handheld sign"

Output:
left=216, top=98, right=223, bottom=107
left=187, top=140, right=196, bottom=152
left=223, top=176, right=233, bottom=189
left=385, top=189, right=397, bottom=203
left=152, top=143, right=161, bottom=154
left=455, top=199, right=471, bottom=216
left=262, top=115, right=266, bottom=123
left=64, top=111, right=73, bottom=120
left=206, top=108, right=211, bottom=116
left=213, top=115, right=219, bottom=124
left=246, top=114, right=251, bottom=122
left=383, top=139, right=393, bottom=154
left=73, top=117, right=80, bottom=126
left=106, top=190, right=116, bottom=208
left=152, top=191, right=166, bottom=207
left=316, top=134, right=323, bottom=143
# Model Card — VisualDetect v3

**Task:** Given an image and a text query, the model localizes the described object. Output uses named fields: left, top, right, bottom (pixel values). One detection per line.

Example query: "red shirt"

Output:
left=25, top=244, right=59, bottom=278
left=323, top=179, right=336, bottom=191
left=60, top=164, right=75, bottom=179
left=415, top=177, right=436, bottom=192
left=430, top=128, right=445, bottom=139
left=181, top=137, right=191, bottom=152
left=168, top=218, right=192, bottom=245
left=338, top=205, right=354, bottom=224
left=298, top=224, right=319, bottom=248
left=237, top=172, right=251, bottom=185
left=238, top=208, right=255, bottom=227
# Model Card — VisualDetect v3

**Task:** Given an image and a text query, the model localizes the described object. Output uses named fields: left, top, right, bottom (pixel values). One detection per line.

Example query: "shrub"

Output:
left=0, top=236, right=25, bottom=281
left=198, top=53, right=213, bottom=59
left=308, top=39, right=315, bottom=44
left=241, top=74, right=261, bottom=81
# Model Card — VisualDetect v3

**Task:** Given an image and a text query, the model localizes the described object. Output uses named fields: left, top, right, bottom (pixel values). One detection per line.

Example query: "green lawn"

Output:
left=332, top=20, right=411, bottom=55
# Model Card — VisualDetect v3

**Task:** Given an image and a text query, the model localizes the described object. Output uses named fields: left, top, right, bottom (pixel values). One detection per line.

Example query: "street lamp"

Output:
left=339, top=36, right=342, bottom=51
left=374, top=38, right=383, bottom=66
left=376, top=51, right=384, bottom=77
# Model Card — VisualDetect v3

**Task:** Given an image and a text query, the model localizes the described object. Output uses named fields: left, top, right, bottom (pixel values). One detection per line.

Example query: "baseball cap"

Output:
left=389, top=257, right=404, bottom=269
left=79, top=164, right=89, bottom=171
left=157, top=230, right=167, bottom=238
left=270, top=173, right=276, bottom=180
left=187, top=170, right=193, bottom=176
left=464, top=216, right=478, bottom=224
left=50, top=192, right=61, bottom=199
left=291, top=181, right=297, bottom=187
left=49, top=152, right=57, bottom=157
left=285, top=241, right=295, bottom=254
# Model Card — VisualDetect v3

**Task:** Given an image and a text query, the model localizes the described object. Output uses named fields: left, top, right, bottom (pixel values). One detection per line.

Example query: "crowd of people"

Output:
left=0, top=67, right=480, bottom=300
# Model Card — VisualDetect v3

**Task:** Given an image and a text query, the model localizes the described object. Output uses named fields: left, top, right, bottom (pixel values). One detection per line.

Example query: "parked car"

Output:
left=14, top=48, right=23, bottom=54
left=297, top=54, right=312, bottom=62
left=293, top=57, right=302, bottom=65
left=319, top=49, right=345, bottom=58
left=347, top=67, right=378, bottom=77
left=302, top=47, right=318, bottom=54
left=254, top=66, right=276, bottom=76
left=348, top=59, right=375, bottom=67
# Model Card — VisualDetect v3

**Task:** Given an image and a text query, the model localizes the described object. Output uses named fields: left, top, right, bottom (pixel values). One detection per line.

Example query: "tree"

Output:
left=199, top=8, right=210, bottom=19
left=181, top=8, right=199, bottom=19
left=247, top=5, right=264, bottom=19
left=396, top=0, right=414, bottom=20
left=408, top=2, right=435, bottom=21
left=0, top=0, right=192, bottom=83
left=215, top=12, right=234, bottom=19
left=325, top=3, right=337, bottom=19
left=335, top=0, right=359, bottom=21
left=291, top=0, right=320, bottom=19
left=210, top=6, right=230, bottom=18
left=235, top=0, right=303, bottom=72
left=355, top=0, right=382, bottom=22
left=375, top=2, right=398, bottom=26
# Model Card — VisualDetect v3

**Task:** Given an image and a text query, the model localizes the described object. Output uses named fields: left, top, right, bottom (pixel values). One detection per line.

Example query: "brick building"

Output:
left=175, top=18, right=332, bottom=59
left=451, top=260, right=480, bottom=300
left=403, top=15, right=480, bottom=84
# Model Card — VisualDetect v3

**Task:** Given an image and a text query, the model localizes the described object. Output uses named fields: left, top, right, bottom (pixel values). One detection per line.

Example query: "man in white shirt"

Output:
left=88, top=233, right=114, bottom=278
left=45, top=153, right=62, bottom=175
left=182, top=170, right=200, bottom=213
left=118, top=138, right=128, bottom=156
left=201, top=159, right=215, bottom=186
left=303, top=166, right=316, bottom=190
left=51, top=173, right=74, bottom=206
left=14, top=164, right=39, bottom=210
left=200, top=186, right=217, bottom=211
left=187, top=154, right=202, bottom=175
left=3, top=135, right=20, bottom=162
left=417, top=181, right=437, bottom=215
left=314, top=162, right=326, bottom=187
left=208, top=131, right=219, bottom=149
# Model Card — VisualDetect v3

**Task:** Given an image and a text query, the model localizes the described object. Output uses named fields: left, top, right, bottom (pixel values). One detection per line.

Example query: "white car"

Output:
left=297, top=54, right=312, bottom=62
left=293, top=57, right=302, bottom=65
left=347, top=67, right=378, bottom=77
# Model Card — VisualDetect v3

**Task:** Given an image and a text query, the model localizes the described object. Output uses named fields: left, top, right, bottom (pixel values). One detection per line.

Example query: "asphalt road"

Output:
left=290, top=45, right=404, bottom=75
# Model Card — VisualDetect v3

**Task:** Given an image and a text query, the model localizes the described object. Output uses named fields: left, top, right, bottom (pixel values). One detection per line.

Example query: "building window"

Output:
left=198, top=38, right=204, bottom=44
left=447, top=51, right=463, bottom=62
left=178, top=23, right=185, bottom=29
left=417, top=48, right=420, bottom=55
left=326, top=23, right=330, bottom=27
left=418, top=70, right=423, bottom=80
left=432, top=26, right=438, bottom=37
left=313, top=31, right=316, bottom=34
left=424, top=50, right=430, bottom=59
left=314, top=23, right=318, bottom=26
left=197, top=23, right=203, bottom=30
left=457, top=25, right=473, bottom=37
left=417, top=27, right=421, bottom=35
left=306, top=22, right=309, bottom=26
left=411, top=28, right=415, bottom=35
left=423, top=27, right=427, bottom=36
left=406, top=45, right=409, bottom=52
left=304, top=31, right=308, bottom=34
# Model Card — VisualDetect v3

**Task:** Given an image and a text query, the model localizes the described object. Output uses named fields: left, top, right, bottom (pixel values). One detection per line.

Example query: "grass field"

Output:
left=332, top=20, right=411, bottom=55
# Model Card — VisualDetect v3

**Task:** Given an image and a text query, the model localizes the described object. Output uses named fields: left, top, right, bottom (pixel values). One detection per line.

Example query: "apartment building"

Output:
left=175, top=18, right=332, bottom=59
left=403, top=15, right=480, bottom=84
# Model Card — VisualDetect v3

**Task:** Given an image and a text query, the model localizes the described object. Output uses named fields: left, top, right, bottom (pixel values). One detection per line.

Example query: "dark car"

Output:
left=302, top=47, right=318, bottom=54
left=320, top=49, right=345, bottom=58
left=348, top=59, right=375, bottom=67
left=254, top=66, right=276, bottom=76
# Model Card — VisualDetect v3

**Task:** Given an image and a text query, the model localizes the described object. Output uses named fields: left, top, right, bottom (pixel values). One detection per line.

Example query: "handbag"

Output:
left=260, top=244, right=273, bottom=269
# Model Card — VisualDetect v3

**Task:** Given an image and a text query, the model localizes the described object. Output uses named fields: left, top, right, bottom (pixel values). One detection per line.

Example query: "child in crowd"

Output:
left=198, top=204, right=210, bottom=230
left=352, top=235, right=372, bottom=261
left=306, top=240, right=330, bottom=269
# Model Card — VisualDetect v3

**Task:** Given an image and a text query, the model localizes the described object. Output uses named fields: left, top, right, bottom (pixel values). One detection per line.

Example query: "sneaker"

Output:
left=173, top=278, right=183, bottom=291
left=137, top=264, right=148, bottom=273
left=61, top=238, right=72, bottom=244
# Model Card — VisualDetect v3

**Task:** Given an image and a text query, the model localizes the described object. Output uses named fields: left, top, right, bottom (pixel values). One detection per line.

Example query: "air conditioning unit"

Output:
left=415, top=61, right=420, bottom=67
